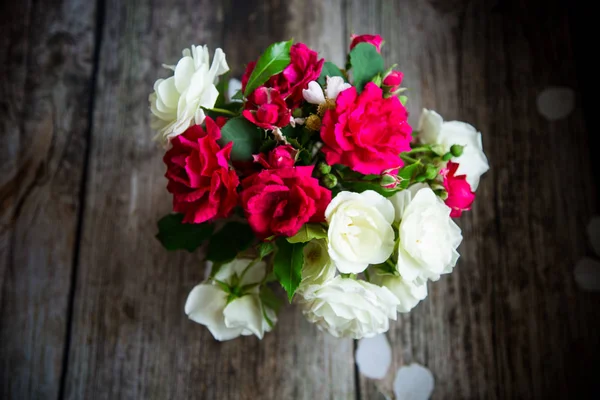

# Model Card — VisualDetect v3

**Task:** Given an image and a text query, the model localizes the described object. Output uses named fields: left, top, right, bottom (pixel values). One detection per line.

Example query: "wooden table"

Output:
left=1, top=0, right=598, bottom=398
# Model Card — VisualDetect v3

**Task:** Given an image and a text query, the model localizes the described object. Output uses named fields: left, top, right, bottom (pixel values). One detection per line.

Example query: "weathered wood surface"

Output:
left=349, top=1, right=600, bottom=399
left=1, top=0, right=598, bottom=399
left=0, top=0, right=96, bottom=399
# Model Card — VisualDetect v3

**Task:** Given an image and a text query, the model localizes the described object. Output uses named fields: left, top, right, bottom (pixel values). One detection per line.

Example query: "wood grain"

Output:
left=62, top=1, right=355, bottom=399
left=0, top=0, right=96, bottom=398
left=2, top=0, right=599, bottom=399
left=349, top=0, right=600, bottom=399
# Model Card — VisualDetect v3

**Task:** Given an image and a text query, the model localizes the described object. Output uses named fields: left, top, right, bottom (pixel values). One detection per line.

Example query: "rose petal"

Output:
left=393, top=363, right=435, bottom=400
left=355, top=333, right=392, bottom=379
left=574, top=257, right=600, bottom=292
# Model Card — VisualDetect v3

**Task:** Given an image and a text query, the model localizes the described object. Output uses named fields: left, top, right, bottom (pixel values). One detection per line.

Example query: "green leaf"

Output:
left=258, top=138, right=277, bottom=154
left=156, top=214, right=214, bottom=252
left=342, top=180, right=398, bottom=198
left=318, top=61, right=345, bottom=85
left=244, top=39, right=293, bottom=96
left=273, top=238, right=307, bottom=302
left=287, top=223, right=327, bottom=243
left=206, top=222, right=255, bottom=264
left=260, top=285, right=282, bottom=314
left=362, top=174, right=380, bottom=181
left=214, top=72, right=230, bottom=107
left=399, top=95, right=408, bottom=105
left=349, top=43, right=385, bottom=92
left=218, top=117, right=263, bottom=161
left=257, top=241, right=275, bottom=259
left=231, top=89, right=244, bottom=101
left=397, top=163, right=421, bottom=190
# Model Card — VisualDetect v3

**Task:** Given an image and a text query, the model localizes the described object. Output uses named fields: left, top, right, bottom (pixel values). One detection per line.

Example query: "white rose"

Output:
left=391, top=186, right=462, bottom=283
left=300, top=276, right=399, bottom=339
left=418, top=108, right=489, bottom=190
left=149, top=45, right=229, bottom=145
left=325, top=190, right=395, bottom=274
left=184, top=258, right=275, bottom=341
left=370, top=271, right=428, bottom=313
left=298, top=239, right=336, bottom=294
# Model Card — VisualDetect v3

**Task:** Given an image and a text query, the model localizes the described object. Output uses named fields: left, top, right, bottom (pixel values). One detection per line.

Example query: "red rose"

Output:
left=441, top=161, right=475, bottom=218
left=383, top=70, right=404, bottom=92
left=253, top=145, right=297, bottom=169
left=163, top=118, right=239, bottom=224
left=242, top=43, right=324, bottom=108
left=240, top=166, right=331, bottom=239
left=320, top=82, right=412, bottom=175
left=349, top=34, right=384, bottom=52
left=215, top=116, right=229, bottom=128
left=242, top=86, right=291, bottom=129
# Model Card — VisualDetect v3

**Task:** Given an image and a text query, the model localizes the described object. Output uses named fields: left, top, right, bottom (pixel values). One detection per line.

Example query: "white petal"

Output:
left=574, top=257, right=600, bottom=292
left=393, top=363, right=435, bottom=400
left=209, top=48, right=230, bottom=82
left=355, top=333, right=392, bottom=379
left=360, top=190, right=395, bottom=224
left=184, top=284, right=243, bottom=341
left=197, top=83, right=220, bottom=109
left=302, top=81, right=326, bottom=104
left=174, top=56, right=196, bottom=93
left=417, top=109, right=443, bottom=145
left=223, top=295, right=265, bottom=338
left=157, top=77, right=179, bottom=109
left=194, top=108, right=206, bottom=126
left=227, top=78, right=242, bottom=102
left=587, top=216, right=600, bottom=257
left=326, top=76, right=352, bottom=100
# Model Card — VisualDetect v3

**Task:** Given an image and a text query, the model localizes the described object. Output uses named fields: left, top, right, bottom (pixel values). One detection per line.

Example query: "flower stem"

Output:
left=400, top=154, right=420, bottom=164
left=406, top=145, right=431, bottom=154
left=207, top=107, right=238, bottom=116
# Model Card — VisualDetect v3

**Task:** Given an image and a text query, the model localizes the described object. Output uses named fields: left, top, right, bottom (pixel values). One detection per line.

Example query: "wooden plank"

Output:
left=63, top=0, right=355, bottom=399
left=349, top=0, right=600, bottom=399
left=0, top=0, right=97, bottom=398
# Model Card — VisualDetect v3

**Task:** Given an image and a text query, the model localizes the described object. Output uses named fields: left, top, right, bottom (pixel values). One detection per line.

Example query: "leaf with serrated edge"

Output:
left=156, top=214, right=214, bottom=252
left=218, top=117, right=262, bottom=161
left=273, top=238, right=306, bottom=301
left=349, top=43, right=385, bottom=92
left=244, top=39, right=293, bottom=96
left=287, top=224, right=327, bottom=243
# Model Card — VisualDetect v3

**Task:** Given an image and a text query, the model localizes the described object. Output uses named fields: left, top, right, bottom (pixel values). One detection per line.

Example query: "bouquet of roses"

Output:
left=149, top=34, right=489, bottom=341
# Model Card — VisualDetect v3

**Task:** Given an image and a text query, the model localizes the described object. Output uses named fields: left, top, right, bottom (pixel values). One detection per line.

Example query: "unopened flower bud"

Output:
left=450, top=144, right=464, bottom=157
left=292, top=108, right=304, bottom=118
left=431, top=144, right=446, bottom=156
left=317, top=162, right=332, bottom=175
left=424, top=165, right=438, bottom=180
left=442, top=152, right=453, bottom=161
left=306, top=114, right=322, bottom=131
left=415, top=174, right=427, bottom=182
left=321, top=173, right=338, bottom=188
left=380, top=174, right=397, bottom=188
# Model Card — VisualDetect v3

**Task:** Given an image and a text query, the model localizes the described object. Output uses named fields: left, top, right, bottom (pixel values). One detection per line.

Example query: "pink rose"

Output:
left=164, top=118, right=239, bottom=224
left=242, top=43, right=324, bottom=108
left=350, top=34, right=384, bottom=52
left=442, top=161, right=475, bottom=218
left=253, top=145, right=297, bottom=169
left=240, top=166, right=331, bottom=239
left=320, top=82, right=412, bottom=175
left=383, top=70, right=403, bottom=92
left=242, top=86, right=291, bottom=129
